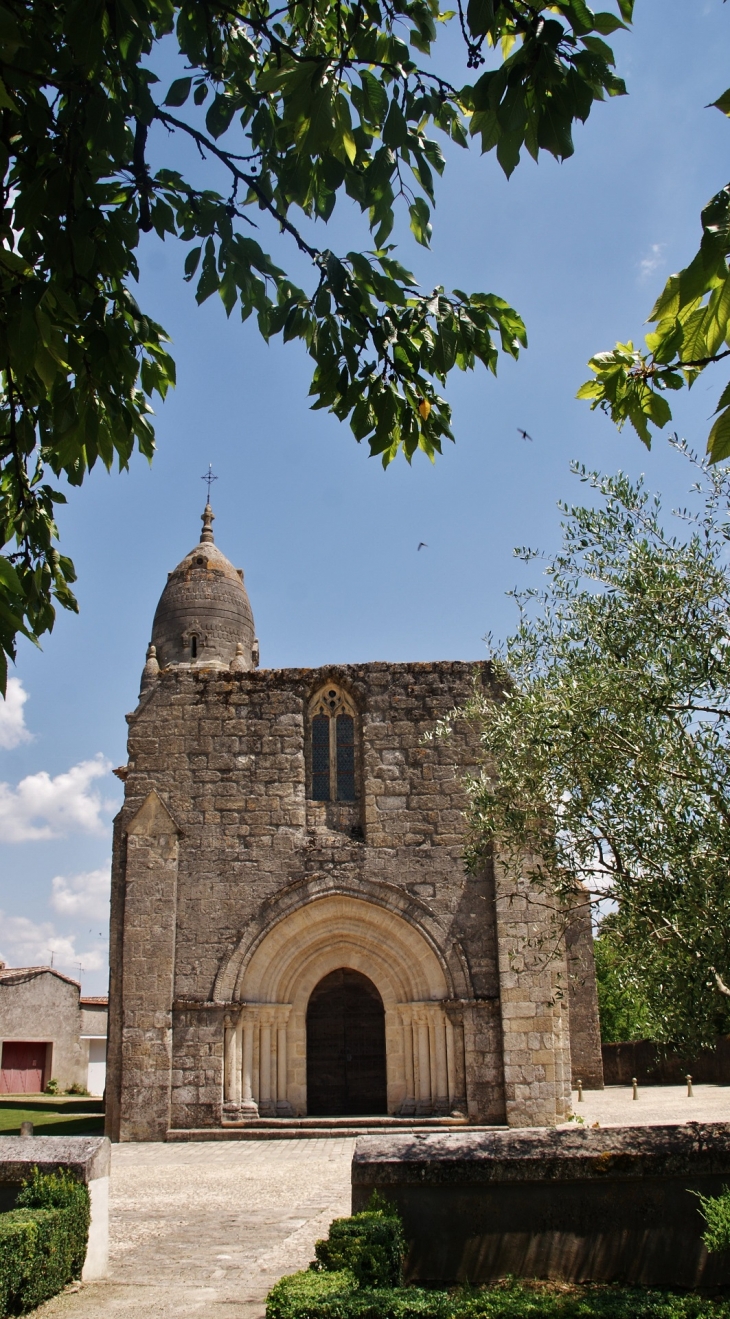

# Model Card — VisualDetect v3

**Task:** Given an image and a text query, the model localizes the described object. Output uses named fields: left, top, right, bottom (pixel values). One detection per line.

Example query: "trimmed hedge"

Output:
left=266, top=1274, right=730, bottom=1319
left=266, top=1197, right=730, bottom=1319
left=0, top=1168, right=90, bottom=1316
left=314, top=1206, right=405, bottom=1288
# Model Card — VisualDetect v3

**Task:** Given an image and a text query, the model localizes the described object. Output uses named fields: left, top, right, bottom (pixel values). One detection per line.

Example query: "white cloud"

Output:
left=0, top=678, right=32, bottom=750
left=639, top=243, right=666, bottom=283
left=51, top=864, right=111, bottom=922
left=0, top=754, right=115, bottom=843
left=0, top=912, right=106, bottom=976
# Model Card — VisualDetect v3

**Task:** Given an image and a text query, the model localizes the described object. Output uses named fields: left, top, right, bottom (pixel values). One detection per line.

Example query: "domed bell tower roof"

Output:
left=148, top=502, right=257, bottom=674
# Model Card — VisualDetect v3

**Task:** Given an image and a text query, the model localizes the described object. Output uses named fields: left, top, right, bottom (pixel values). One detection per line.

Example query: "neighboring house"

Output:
left=106, top=501, right=604, bottom=1143
left=0, top=964, right=107, bottom=1096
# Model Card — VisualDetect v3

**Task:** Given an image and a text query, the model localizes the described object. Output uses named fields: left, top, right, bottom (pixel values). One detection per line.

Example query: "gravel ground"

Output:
left=33, top=1137, right=355, bottom=1319
left=29, top=1088, right=730, bottom=1318
left=564, top=1082, right=730, bottom=1127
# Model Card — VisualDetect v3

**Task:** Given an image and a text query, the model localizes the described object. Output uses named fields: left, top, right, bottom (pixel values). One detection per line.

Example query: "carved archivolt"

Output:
left=215, top=892, right=466, bottom=1118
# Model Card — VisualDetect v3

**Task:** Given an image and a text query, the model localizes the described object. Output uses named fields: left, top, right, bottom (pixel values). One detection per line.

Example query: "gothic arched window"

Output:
left=309, top=686, right=357, bottom=802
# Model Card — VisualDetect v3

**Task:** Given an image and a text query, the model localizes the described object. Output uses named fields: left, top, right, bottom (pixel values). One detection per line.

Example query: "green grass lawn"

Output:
left=0, top=1099, right=104, bottom=1136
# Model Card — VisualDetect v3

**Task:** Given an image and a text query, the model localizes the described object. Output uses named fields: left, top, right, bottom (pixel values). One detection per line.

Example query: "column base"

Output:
left=240, top=1099, right=259, bottom=1117
left=276, top=1099, right=294, bottom=1116
left=399, top=1099, right=416, bottom=1116
left=415, top=1099, right=433, bottom=1116
left=432, top=1097, right=450, bottom=1116
left=258, top=1099, right=277, bottom=1117
left=222, top=1103, right=242, bottom=1123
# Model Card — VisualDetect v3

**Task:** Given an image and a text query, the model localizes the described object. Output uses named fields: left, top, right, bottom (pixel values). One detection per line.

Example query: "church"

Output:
left=105, top=502, right=603, bottom=1142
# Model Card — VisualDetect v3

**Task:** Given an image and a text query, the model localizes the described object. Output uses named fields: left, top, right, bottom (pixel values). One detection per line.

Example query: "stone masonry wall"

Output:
left=108, top=659, right=596, bottom=1138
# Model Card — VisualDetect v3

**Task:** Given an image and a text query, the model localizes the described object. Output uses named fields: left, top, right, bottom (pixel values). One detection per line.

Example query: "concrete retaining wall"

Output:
left=351, top=1124, right=730, bottom=1288
left=0, top=1135, right=110, bottom=1279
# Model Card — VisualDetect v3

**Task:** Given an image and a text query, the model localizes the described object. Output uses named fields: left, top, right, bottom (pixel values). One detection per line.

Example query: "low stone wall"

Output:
left=0, top=1134, right=110, bottom=1279
left=351, top=1124, right=730, bottom=1288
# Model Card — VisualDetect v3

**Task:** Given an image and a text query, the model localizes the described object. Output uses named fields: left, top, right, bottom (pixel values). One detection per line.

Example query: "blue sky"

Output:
left=1, top=0, right=728, bottom=995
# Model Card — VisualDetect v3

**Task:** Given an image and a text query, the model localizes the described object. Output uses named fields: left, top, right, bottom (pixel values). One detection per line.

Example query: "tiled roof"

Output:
left=0, top=965, right=81, bottom=989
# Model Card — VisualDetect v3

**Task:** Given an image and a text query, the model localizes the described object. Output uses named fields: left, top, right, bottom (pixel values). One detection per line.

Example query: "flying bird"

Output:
left=517, top=428, right=533, bottom=441
left=417, top=542, right=428, bottom=551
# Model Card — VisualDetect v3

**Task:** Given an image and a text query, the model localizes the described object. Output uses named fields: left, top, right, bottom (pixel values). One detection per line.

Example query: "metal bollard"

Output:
left=577, top=1079, right=583, bottom=1102
left=687, top=1073, right=693, bottom=1097
left=632, top=1077, right=638, bottom=1100
left=19, top=1120, right=33, bottom=1137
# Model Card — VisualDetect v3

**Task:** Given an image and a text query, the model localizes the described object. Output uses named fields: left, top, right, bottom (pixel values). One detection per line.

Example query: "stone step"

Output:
left=167, top=1115, right=478, bottom=1141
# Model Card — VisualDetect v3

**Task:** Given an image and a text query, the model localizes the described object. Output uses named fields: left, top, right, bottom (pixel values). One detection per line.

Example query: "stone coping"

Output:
left=352, top=1122, right=730, bottom=1185
left=0, top=1135, right=110, bottom=1184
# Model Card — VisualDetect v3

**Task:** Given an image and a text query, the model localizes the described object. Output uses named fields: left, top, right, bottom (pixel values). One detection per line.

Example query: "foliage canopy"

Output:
left=579, top=17, right=730, bottom=466
left=0, top=0, right=633, bottom=689
left=455, top=443, right=730, bottom=1050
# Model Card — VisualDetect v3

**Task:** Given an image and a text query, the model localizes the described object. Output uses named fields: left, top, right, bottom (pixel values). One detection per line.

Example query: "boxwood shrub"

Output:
left=0, top=1168, right=90, bottom=1316
left=267, top=1196, right=730, bottom=1319
left=267, top=1274, right=730, bottom=1319
left=314, top=1203, right=405, bottom=1288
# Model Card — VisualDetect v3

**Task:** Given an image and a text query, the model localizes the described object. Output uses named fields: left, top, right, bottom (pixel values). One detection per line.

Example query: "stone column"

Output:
left=431, top=1009, right=449, bottom=1115
left=444, top=1003, right=468, bottom=1116
left=565, top=886, right=604, bottom=1089
left=276, top=1006, right=293, bottom=1116
left=415, top=1014, right=431, bottom=1115
left=398, top=1008, right=416, bottom=1116
left=223, top=1014, right=240, bottom=1119
left=240, top=1012, right=259, bottom=1117
left=117, top=791, right=181, bottom=1142
left=445, top=1016, right=456, bottom=1107
left=493, top=853, right=572, bottom=1127
left=259, top=1018, right=273, bottom=1116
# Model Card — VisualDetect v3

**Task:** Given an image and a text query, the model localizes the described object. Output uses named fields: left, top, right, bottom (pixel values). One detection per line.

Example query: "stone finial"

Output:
left=200, top=502, right=215, bottom=544
left=140, top=642, right=160, bottom=693
left=230, top=642, right=247, bottom=673
left=252, top=638, right=260, bottom=669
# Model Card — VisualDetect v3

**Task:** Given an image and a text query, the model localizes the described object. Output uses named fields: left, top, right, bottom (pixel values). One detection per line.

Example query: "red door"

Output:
left=0, top=1041, right=49, bottom=1094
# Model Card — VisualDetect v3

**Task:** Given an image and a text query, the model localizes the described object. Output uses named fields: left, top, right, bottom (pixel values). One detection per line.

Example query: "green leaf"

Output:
left=164, top=77, right=192, bottom=108
left=382, top=99, right=408, bottom=149
left=714, top=379, right=730, bottom=414
left=0, top=556, right=22, bottom=595
left=711, top=88, right=730, bottom=118
left=206, top=94, right=237, bottom=140
left=358, top=71, right=388, bottom=127
left=409, top=198, right=432, bottom=247
left=708, top=405, right=730, bottom=464
left=592, top=12, right=627, bottom=34
left=0, top=75, right=17, bottom=113
left=466, top=0, right=493, bottom=38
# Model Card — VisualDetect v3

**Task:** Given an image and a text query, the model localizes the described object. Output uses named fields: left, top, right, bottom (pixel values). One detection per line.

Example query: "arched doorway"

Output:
left=306, top=969, right=387, bottom=1116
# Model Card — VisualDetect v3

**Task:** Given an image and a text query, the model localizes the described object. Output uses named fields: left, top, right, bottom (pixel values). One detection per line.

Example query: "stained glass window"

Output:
left=312, top=715, right=330, bottom=800
left=309, top=687, right=358, bottom=802
left=336, top=715, right=356, bottom=801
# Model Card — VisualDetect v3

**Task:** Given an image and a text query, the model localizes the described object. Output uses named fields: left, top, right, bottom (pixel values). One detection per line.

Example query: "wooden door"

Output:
left=306, top=969, right=387, bottom=1116
left=0, top=1041, right=49, bottom=1094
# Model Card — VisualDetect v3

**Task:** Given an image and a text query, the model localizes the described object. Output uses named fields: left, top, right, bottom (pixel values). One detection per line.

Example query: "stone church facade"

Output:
left=106, top=504, right=603, bottom=1143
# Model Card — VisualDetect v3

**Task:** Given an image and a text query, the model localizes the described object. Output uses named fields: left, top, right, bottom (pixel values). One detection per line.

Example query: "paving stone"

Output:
left=31, top=1137, right=355, bottom=1319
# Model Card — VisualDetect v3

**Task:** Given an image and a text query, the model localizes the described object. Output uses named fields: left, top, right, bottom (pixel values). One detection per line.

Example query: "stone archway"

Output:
left=217, top=893, right=464, bottom=1117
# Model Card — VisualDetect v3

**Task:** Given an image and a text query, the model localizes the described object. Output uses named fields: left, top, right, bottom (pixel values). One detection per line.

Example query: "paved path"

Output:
left=32, top=1087, right=730, bottom=1318
left=565, top=1082, right=730, bottom=1127
left=35, top=1138, right=355, bottom=1319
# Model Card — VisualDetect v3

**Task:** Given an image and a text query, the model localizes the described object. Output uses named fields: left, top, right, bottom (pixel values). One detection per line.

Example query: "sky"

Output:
left=0, top=0, right=728, bottom=995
